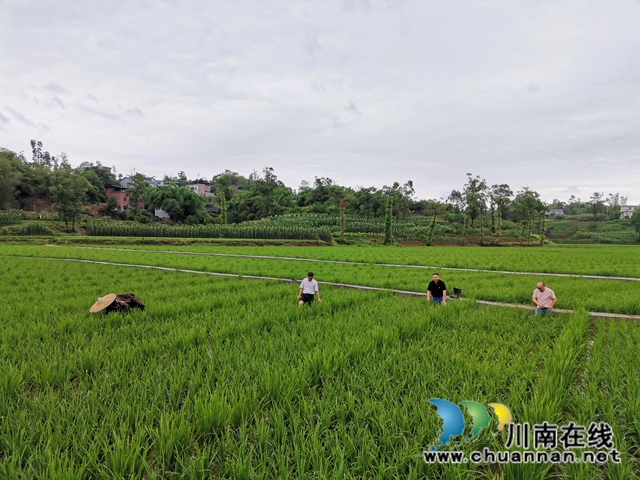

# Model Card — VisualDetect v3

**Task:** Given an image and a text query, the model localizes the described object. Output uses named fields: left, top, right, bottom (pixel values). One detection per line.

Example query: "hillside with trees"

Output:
left=1, top=141, right=638, bottom=245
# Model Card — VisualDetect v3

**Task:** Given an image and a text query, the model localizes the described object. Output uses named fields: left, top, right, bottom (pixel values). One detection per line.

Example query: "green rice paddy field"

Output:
left=3, top=244, right=640, bottom=315
left=79, top=244, right=640, bottom=277
left=0, top=243, right=638, bottom=479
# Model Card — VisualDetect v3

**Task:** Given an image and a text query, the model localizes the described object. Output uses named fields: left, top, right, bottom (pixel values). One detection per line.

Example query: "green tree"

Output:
left=146, top=185, right=205, bottom=223
left=346, top=187, right=387, bottom=218
left=19, top=162, right=52, bottom=207
left=425, top=200, right=447, bottom=246
left=383, top=193, right=393, bottom=245
left=463, top=173, right=488, bottom=228
left=77, top=162, right=117, bottom=203
left=125, top=173, right=151, bottom=215
left=30, top=139, right=57, bottom=168
left=3, top=143, right=55, bottom=208
left=296, top=176, right=346, bottom=214
left=393, top=180, right=415, bottom=222
left=589, top=192, right=604, bottom=220
left=219, top=191, right=227, bottom=224
left=489, top=184, right=513, bottom=238
left=448, top=174, right=488, bottom=237
left=539, top=211, right=547, bottom=246
left=211, top=170, right=251, bottom=199
left=163, top=175, right=178, bottom=186
left=605, top=193, right=626, bottom=220
left=238, top=167, right=295, bottom=220
left=631, top=209, right=640, bottom=243
left=447, top=189, right=469, bottom=235
left=0, top=155, right=21, bottom=209
left=563, top=195, right=585, bottom=216
left=447, top=189, right=466, bottom=214
left=50, top=166, right=91, bottom=230
left=106, top=196, right=119, bottom=217
left=519, top=219, right=528, bottom=246
left=78, top=168, right=104, bottom=203
left=383, top=183, right=399, bottom=245
left=511, top=188, right=544, bottom=245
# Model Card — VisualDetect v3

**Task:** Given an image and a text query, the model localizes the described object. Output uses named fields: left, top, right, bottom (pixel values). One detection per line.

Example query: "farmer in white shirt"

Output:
left=532, top=282, right=557, bottom=314
left=298, top=272, right=322, bottom=307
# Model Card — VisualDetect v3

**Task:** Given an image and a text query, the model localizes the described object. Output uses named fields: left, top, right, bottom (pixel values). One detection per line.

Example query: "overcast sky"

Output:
left=1, top=0, right=638, bottom=203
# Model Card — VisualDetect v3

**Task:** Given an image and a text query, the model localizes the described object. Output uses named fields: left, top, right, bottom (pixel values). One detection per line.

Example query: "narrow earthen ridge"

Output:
left=66, top=245, right=640, bottom=282
left=10, top=255, right=640, bottom=321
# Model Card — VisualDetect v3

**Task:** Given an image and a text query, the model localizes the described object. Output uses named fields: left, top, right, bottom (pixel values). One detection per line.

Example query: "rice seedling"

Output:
left=4, top=244, right=639, bottom=315
left=563, top=319, right=640, bottom=479
left=1, top=255, right=572, bottom=478
left=1, top=242, right=637, bottom=478
left=101, top=243, right=640, bottom=278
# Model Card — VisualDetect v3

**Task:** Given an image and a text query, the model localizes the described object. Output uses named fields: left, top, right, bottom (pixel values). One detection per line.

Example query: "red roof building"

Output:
left=105, top=186, right=145, bottom=211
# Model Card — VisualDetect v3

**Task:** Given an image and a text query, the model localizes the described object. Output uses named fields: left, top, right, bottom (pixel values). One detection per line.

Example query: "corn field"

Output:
left=0, top=211, right=22, bottom=225
left=242, top=214, right=523, bottom=240
left=0, top=222, right=56, bottom=236
left=85, top=222, right=333, bottom=242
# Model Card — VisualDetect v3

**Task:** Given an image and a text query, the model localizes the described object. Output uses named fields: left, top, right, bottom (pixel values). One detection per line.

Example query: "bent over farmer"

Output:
left=298, top=272, right=322, bottom=306
left=532, top=282, right=556, bottom=314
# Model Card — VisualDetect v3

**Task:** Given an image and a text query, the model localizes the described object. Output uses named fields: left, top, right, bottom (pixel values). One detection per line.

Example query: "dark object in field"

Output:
left=450, top=288, right=462, bottom=299
left=90, top=293, right=145, bottom=314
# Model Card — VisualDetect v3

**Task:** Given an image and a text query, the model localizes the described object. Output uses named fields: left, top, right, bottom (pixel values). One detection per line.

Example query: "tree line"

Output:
left=0, top=142, right=637, bottom=238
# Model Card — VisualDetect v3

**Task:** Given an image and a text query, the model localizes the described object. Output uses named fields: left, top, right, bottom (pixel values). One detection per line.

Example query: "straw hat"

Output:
left=90, top=293, right=117, bottom=313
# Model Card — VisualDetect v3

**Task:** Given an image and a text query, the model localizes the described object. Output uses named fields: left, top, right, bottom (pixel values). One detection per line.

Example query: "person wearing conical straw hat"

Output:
left=90, top=294, right=117, bottom=313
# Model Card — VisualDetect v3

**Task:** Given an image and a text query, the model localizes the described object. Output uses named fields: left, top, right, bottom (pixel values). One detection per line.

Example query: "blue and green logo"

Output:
left=429, top=398, right=512, bottom=450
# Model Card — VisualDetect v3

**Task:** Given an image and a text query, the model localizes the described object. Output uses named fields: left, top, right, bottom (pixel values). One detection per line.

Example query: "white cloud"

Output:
left=343, top=100, right=361, bottom=116
left=0, top=0, right=637, bottom=202
left=42, top=82, right=67, bottom=93
left=4, top=107, right=51, bottom=131
left=50, top=95, right=65, bottom=109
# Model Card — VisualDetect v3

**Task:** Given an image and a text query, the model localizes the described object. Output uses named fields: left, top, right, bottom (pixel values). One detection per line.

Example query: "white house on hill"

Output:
left=189, top=179, right=215, bottom=197
left=620, top=205, right=638, bottom=219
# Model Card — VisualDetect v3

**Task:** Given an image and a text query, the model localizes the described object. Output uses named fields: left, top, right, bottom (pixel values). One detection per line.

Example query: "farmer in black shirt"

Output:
left=426, top=273, right=447, bottom=305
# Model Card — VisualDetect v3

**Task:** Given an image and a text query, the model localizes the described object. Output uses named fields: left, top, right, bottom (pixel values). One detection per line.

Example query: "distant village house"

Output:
left=109, top=176, right=216, bottom=217
left=189, top=179, right=215, bottom=197
left=545, top=208, right=564, bottom=218
left=105, top=186, right=144, bottom=211
left=620, top=205, right=638, bottom=219
left=118, top=176, right=164, bottom=188
left=108, top=176, right=166, bottom=213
